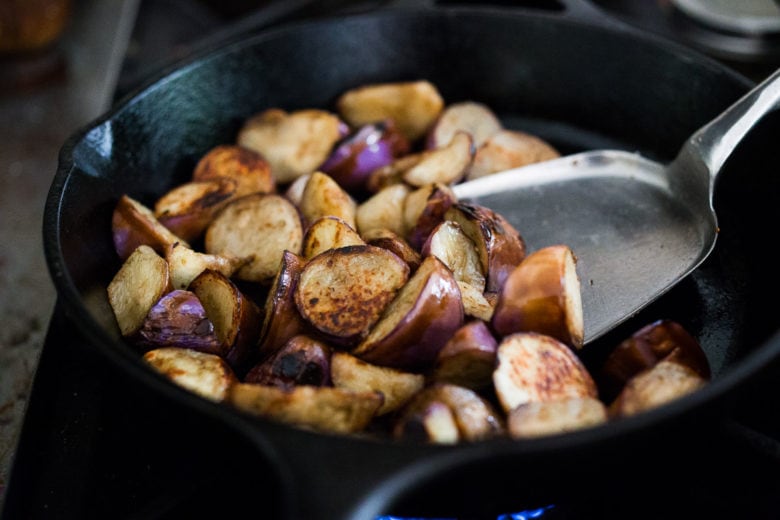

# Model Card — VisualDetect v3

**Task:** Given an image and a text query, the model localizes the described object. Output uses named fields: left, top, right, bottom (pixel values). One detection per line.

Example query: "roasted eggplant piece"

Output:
left=351, top=255, right=463, bottom=372
left=295, top=245, right=410, bottom=346
left=491, top=244, right=584, bottom=350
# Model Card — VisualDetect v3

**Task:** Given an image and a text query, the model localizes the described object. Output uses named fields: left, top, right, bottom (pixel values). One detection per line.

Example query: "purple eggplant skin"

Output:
left=244, top=335, right=333, bottom=390
left=319, top=119, right=410, bottom=193
left=136, top=289, right=222, bottom=354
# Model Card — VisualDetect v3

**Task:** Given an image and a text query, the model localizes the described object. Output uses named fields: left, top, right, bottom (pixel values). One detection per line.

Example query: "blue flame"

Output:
left=376, top=504, right=556, bottom=520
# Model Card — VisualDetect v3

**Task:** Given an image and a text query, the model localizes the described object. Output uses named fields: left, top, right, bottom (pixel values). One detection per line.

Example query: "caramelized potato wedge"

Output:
left=165, top=241, right=248, bottom=290
left=492, top=332, right=597, bottom=414
left=352, top=255, right=463, bottom=372
left=421, top=220, right=485, bottom=290
left=492, top=244, right=584, bottom=350
left=395, top=383, right=504, bottom=442
left=204, top=193, right=303, bottom=283
left=137, top=289, right=220, bottom=353
left=507, top=397, right=608, bottom=439
left=426, top=100, right=503, bottom=150
left=237, top=108, right=346, bottom=184
left=432, top=320, right=497, bottom=389
left=401, top=131, right=473, bottom=187
left=244, top=335, right=332, bottom=390
left=302, top=216, right=365, bottom=259
left=356, top=183, right=411, bottom=237
left=143, top=347, right=238, bottom=402
left=188, top=269, right=263, bottom=371
left=295, top=245, right=410, bottom=345
left=299, top=171, right=357, bottom=230
left=444, top=202, right=526, bottom=293
left=154, top=179, right=238, bottom=242
left=599, top=319, right=710, bottom=401
left=336, top=80, right=444, bottom=142
left=608, top=360, right=708, bottom=419
left=108, top=245, right=172, bottom=337
left=465, top=128, right=560, bottom=181
left=228, top=383, right=382, bottom=434
left=112, top=194, right=187, bottom=261
left=257, top=251, right=310, bottom=358
left=192, top=144, right=275, bottom=196
left=331, top=351, right=425, bottom=415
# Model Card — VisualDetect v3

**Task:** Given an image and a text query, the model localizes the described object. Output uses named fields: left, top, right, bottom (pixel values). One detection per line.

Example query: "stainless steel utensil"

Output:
left=454, top=67, right=780, bottom=344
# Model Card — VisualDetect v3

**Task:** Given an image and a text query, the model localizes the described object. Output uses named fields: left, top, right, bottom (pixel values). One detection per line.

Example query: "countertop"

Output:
left=0, top=0, right=140, bottom=506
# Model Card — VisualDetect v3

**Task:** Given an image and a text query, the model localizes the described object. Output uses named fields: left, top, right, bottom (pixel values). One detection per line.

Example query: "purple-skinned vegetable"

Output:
left=137, top=289, right=221, bottom=353
left=319, top=119, right=410, bottom=192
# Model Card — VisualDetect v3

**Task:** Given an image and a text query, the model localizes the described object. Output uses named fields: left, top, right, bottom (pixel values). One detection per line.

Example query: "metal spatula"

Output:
left=453, top=67, right=780, bottom=344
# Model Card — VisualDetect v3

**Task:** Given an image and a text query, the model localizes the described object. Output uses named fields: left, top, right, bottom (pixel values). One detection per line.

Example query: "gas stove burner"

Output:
left=670, top=0, right=780, bottom=36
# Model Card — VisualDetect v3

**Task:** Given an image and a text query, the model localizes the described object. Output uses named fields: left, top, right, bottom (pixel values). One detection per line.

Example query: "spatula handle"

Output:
left=690, top=67, right=780, bottom=179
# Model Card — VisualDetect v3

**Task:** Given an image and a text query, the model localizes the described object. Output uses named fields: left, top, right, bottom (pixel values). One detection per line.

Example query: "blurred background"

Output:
left=1, top=0, right=779, bottom=514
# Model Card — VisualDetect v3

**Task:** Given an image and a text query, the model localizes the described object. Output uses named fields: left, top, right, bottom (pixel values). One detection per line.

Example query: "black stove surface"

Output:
left=5, top=1, right=780, bottom=518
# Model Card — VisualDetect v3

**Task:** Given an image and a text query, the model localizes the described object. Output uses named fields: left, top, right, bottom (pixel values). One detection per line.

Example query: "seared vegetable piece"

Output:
left=257, top=250, right=310, bottom=358
left=457, top=281, right=495, bottom=322
left=244, top=335, right=332, bottom=390
left=204, top=193, right=303, bottom=283
left=295, top=245, right=410, bottom=345
left=492, top=244, right=584, bottom=350
left=492, top=332, right=597, bottom=414
left=401, top=131, right=473, bottom=187
left=228, top=383, right=383, bottom=434
left=366, top=153, right=422, bottom=193
left=361, top=228, right=422, bottom=273
left=352, top=255, right=463, bottom=372
left=599, top=319, right=710, bottom=401
left=192, top=143, right=275, bottom=196
left=444, top=202, right=526, bottom=293
left=143, top=347, right=238, bottom=402
left=422, top=220, right=485, bottom=290
left=237, top=108, right=346, bottom=184
left=507, top=397, right=608, bottom=439
left=112, top=194, right=187, bottom=261
left=154, top=179, right=238, bottom=242
left=302, top=216, right=365, bottom=260
left=336, top=80, right=444, bottom=142
left=403, top=182, right=457, bottom=251
left=137, top=289, right=220, bottom=352
left=108, top=244, right=172, bottom=337
left=188, top=269, right=263, bottom=371
left=299, top=171, right=358, bottom=230
left=356, top=183, right=411, bottom=237
left=432, top=320, right=497, bottom=389
left=426, top=100, right=503, bottom=150
left=608, top=360, right=708, bottom=419
left=165, top=241, right=247, bottom=290
left=394, top=401, right=460, bottom=445
left=319, top=119, right=410, bottom=192
left=395, top=383, right=505, bottom=443
left=331, top=351, right=425, bottom=416
left=465, top=128, right=560, bottom=181
left=284, top=172, right=310, bottom=206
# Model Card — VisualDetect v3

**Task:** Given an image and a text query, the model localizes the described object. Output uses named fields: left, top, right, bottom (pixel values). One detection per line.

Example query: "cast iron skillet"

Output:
left=44, top=1, right=780, bottom=518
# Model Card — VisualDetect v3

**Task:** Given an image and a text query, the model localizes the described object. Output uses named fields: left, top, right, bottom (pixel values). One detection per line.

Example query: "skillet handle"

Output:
left=228, top=418, right=458, bottom=520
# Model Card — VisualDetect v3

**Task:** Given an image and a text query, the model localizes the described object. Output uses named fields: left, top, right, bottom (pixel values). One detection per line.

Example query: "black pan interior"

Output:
left=44, top=6, right=780, bottom=517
